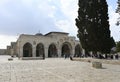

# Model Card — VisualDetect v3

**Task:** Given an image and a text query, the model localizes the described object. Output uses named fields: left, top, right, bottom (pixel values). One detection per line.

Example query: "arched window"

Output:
left=61, top=42, right=72, bottom=57
left=23, top=43, right=32, bottom=57
left=36, top=43, right=44, bottom=57
left=75, top=44, right=82, bottom=57
left=48, top=44, right=58, bottom=57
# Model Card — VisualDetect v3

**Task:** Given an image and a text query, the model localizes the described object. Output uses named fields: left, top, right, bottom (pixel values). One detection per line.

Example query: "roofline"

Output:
left=45, top=32, right=69, bottom=36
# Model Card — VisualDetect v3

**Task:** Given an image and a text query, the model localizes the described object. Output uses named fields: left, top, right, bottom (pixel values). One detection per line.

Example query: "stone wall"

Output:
left=0, top=49, right=6, bottom=55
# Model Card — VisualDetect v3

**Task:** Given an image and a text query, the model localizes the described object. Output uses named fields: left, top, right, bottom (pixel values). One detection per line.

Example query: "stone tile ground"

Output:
left=0, top=55, right=120, bottom=82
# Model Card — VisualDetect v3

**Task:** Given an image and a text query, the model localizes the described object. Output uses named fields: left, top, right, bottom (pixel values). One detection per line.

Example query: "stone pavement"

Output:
left=0, top=56, right=120, bottom=82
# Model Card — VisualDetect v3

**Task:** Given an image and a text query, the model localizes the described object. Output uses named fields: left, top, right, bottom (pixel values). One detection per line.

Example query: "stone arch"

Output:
left=36, top=43, right=45, bottom=57
left=74, top=44, right=82, bottom=57
left=61, top=42, right=72, bottom=57
left=48, top=43, right=58, bottom=57
left=23, top=42, right=32, bottom=57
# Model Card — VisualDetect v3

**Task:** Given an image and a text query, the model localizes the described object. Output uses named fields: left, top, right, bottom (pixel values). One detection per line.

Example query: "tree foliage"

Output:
left=116, top=0, right=120, bottom=25
left=75, top=0, right=115, bottom=54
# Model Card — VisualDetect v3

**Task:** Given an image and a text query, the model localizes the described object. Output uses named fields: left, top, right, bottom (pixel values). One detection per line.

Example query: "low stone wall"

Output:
left=0, top=49, right=6, bottom=55
left=73, top=57, right=120, bottom=65
left=21, top=57, right=44, bottom=60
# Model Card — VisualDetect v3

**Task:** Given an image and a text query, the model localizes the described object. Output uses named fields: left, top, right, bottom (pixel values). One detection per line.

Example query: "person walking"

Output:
left=64, top=54, right=67, bottom=59
left=70, top=54, right=73, bottom=60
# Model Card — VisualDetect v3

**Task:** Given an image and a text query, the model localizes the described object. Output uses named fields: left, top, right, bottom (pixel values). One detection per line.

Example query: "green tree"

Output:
left=116, top=0, right=120, bottom=25
left=75, top=0, right=90, bottom=54
left=75, top=0, right=115, bottom=54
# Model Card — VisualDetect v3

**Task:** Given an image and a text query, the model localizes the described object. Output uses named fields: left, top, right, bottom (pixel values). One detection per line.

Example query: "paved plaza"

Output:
left=0, top=55, right=120, bottom=82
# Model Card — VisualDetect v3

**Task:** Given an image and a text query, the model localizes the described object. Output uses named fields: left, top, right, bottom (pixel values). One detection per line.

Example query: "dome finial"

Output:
left=35, top=30, right=43, bottom=36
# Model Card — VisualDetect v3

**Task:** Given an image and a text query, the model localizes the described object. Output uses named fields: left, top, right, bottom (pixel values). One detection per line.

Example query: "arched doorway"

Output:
left=74, top=44, right=82, bottom=57
left=23, top=43, right=32, bottom=57
left=48, top=44, right=58, bottom=57
left=36, top=43, right=44, bottom=57
left=61, top=42, right=72, bottom=57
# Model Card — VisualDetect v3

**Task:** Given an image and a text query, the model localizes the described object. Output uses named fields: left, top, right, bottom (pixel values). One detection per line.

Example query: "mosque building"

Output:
left=6, top=32, right=83, bottom=59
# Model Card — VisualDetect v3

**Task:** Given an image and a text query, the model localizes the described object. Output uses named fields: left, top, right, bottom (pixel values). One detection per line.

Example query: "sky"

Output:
left=0, top=0, right=119, bottom=49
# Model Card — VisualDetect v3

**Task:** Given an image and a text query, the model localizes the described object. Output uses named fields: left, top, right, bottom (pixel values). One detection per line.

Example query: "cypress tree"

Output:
left=75, top=0, right=89, bottom=52
left=116, top=0, right=120, bottom=25
left=76, top=0, right=115, bottom=54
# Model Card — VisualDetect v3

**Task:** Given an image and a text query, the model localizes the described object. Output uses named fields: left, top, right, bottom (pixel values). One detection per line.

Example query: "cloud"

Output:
left=55, top=0, right=78, bottom=36
left=0, top=35, right=17, bottom=49
left=0, top=0, right=62, bottom=35
left=0, top=0, right=64, bottom=48
left=0, top=0, right=79, bottom=36
left=55, top=20, right=71, bottom=32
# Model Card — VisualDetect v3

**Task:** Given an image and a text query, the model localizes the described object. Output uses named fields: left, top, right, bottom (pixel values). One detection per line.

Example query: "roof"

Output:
left=45, top=32, right=69, bottom=36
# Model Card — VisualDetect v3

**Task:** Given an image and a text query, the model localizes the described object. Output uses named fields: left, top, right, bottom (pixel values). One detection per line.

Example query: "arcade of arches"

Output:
left=23, top=42, right=82, bottom=58
left=12, top=32, right=84, bottom=58
left=48, top=44, right=57, bottom=57
left=61, top=42, right=71, bottom=57
left=36, top=43, right=44, bottom=57
left=23, top=43, right=32, bottom=57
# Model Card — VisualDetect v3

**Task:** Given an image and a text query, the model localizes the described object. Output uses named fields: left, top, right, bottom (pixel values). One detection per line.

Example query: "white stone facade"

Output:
left=12, top=32, right=83, bottom=58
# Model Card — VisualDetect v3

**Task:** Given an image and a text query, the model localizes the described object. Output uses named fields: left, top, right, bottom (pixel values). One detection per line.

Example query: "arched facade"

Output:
left=36, top=43, right=44, bottom=57
left=15, top=32, right=83, bottom=58
left=61, top=42, right=72, bottom=57
left=23, top=42, right=32, bottom=57
left=48, top=43, right=58, bottom=57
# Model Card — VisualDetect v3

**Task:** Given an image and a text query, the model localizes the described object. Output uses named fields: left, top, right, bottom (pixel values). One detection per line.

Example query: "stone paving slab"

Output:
left=0, top=56, right=119, bottom=82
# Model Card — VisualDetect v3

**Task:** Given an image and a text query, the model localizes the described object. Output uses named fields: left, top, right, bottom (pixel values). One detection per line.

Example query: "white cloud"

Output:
left=38, top=2, right=56, bottom=18
left=0, top=0, right=62, bottom=35
left=55, top=0, right=78, bottom=36
left=0, top=35, right=17, bottom=49
left=55, top=19, right=77, bottom=36
left=60, top=0, right=78, bottom=20
left=55, top=20, right=70, bottom=32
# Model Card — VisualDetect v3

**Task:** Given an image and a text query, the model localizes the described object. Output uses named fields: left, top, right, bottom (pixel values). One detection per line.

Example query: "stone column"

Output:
left=71, top=49, right=75, bottom=56
left=32, top=46, right=36, bottom=57
left=19, top=47, right=23, bottom=57
left=45, top=48, right=48, bottom=58
left=18, top=41, right=22, bottom=58
left=58, top=49, right=61, bottom=57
